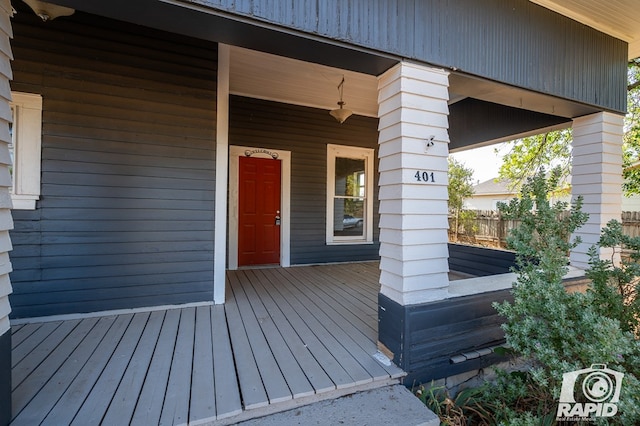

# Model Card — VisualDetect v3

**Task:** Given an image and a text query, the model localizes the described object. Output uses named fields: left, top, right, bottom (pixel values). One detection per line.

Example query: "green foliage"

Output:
left=480, top=370, right=557, bottom=426
left=458, top=209, right=478, bottom=238
left=623, top=59, right=640, bottom=195
left=497, top=167, right=587, bottom=283
left=497, top=130, right=572, bottom=193
left=484, top=169, right=640, bottom=424
left=415, top=382, right=491, bottom=425
left=448, top=158, right=476, bottom=242
left=586, top=220, right=640, bottom=337
left=448, top=158, right=475, bottom=213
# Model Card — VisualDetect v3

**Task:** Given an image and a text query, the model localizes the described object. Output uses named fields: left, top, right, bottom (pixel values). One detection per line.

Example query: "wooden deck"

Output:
left=9, top=262, right=405, bottom=425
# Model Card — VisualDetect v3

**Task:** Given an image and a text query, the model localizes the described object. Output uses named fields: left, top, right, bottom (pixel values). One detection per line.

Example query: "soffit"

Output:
left=230, top=46, right=600, bottom=120
left=230, top=46, right=379, bottom=117
left=530, top=0, right=640, bottom=59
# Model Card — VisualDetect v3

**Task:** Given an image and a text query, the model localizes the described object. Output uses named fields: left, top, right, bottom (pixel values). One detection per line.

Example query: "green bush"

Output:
left=483, top=169, right=640, bottom=424
left=586, top=219, right=640, bottom=337
left=415, top=382, right=491, bottom=425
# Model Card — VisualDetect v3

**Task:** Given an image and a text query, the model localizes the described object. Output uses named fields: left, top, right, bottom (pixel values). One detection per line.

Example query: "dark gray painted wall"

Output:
left=9, top=11, right=218, bottom=318
left=0, top=330, right=9, bottom=426
left=189, top=0, right=628, bottom=113
left=229, top=96, right=381, bottom=265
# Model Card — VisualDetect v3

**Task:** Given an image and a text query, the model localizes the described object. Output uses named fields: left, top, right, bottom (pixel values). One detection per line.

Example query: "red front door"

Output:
left=238, top=156, right=281, bottom=266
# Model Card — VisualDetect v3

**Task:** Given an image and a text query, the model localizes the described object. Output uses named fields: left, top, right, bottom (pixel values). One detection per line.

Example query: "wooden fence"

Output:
left=449, top=210, right=640, bottom=249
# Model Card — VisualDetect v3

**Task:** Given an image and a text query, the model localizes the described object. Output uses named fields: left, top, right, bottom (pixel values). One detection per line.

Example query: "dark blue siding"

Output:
left=0, top=330, right=9, bottom=425
left=9, top=11, right=218, bottom=318
left=448, top=244, right=516, bottom=277
left=229, top=96, right=380, bottom=265
left=379, top=291, right=512, bottom=384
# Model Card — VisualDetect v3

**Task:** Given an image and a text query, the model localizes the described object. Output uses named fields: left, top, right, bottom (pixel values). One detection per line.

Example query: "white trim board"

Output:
left=214, top=44, right=230, bottom=303
left=228, top=145, right=291, bottom=270
left=10, top=91, right=43, bottom=210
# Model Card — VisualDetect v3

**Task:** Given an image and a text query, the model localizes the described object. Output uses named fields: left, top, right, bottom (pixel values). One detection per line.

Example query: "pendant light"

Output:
left=23, top=0, right=75, bottom=21
left=329, top=76, right=353, bottom=124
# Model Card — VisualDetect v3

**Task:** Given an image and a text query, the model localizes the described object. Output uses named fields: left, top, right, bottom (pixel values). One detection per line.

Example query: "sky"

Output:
left=450, top=143, right=507, bottom=184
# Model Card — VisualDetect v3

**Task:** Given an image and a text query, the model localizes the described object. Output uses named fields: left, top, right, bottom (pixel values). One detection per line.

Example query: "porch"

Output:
left=9, top=262, right=407, bottom=425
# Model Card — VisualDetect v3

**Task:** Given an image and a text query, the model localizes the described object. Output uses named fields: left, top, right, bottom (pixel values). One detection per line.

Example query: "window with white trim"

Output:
left=8, top=92, right=42, bottom=210
left=326, top=144, right=374, bottom=244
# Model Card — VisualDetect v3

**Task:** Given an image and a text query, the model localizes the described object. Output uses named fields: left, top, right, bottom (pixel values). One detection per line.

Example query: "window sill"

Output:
left=326, top=241, right=375, bottom=246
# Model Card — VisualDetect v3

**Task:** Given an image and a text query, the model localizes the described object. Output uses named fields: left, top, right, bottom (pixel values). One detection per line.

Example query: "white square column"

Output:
left=570, top=112, right=624, bottom=269
left=377, top=62, right=451, bottom=306
left=213, top=44, right=230, bottom=304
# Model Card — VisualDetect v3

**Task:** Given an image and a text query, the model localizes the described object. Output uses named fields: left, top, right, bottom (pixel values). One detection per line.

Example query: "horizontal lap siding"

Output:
left=9, top=11, right=218, bottom=318
left=448, top=243, right=516, bottom=276
left=379, top=291, right=513, bottom=384
left=405, top=289, right=513, bottom=383
left=229, top=96, right=380, bottom=265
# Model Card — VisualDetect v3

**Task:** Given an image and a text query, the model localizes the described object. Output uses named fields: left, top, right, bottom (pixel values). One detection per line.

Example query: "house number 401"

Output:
left=414, top=171, right=435, bottom=183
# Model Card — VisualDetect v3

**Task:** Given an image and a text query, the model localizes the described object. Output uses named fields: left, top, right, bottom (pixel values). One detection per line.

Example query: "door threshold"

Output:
left=236, top=264, right=283, bottom=270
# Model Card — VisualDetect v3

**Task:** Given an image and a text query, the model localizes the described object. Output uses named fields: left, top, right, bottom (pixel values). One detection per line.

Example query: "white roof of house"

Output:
left=472, top=179, right=513, bottom=196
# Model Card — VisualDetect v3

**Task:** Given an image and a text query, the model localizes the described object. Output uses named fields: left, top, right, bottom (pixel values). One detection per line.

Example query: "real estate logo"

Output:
left=556, top=364, right=624, bottom=420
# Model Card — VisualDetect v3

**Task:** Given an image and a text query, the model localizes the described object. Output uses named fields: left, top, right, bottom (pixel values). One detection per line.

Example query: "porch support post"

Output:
left=376, top=61, right=451, bottom=365
left=377, top=61, right=451, bottom=306
left=213, top=44, right=230, bottom=304
left=570, top=111, right=624, bottom=269
left=0, top=0, right=13, bottom=422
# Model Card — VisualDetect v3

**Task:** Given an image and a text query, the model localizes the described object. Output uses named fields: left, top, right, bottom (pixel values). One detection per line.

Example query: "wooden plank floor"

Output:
left=10, top=261, right=405, bottom=425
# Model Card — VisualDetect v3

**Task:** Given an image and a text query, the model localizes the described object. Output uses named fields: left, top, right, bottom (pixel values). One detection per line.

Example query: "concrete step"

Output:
left=232, top=385, right=439, bottom=426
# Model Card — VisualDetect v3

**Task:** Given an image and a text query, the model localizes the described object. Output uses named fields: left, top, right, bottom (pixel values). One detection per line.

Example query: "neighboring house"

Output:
left=465, top=179, right=516, bottom=211
left=1, top=0, right=639, bottom=421
left=466, top=178, right=640, bottom=211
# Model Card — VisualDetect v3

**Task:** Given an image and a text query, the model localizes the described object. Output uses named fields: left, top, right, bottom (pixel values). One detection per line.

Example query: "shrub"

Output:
left=586, top=219, right=640, bottom=337
left=485, top=169, right=640, bottom=424
left=415, top=382, right=491, bottom=425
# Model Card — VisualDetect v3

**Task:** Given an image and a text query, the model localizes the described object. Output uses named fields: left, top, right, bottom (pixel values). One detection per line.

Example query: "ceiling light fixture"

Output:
left=329, top=76, right=353, bottom=124
left=23, top=0, right=75, bottom=22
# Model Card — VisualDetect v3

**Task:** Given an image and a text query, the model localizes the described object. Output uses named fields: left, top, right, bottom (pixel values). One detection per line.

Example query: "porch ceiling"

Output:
left=230, top=46, right=379, bottom=118
left=230, top=46, right=599, bottom=122
left=530, top=0, right=640, bottom=60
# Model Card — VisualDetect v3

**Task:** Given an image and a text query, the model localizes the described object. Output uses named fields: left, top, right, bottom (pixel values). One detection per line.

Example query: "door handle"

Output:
left=275, top=214, right=281, bottom=226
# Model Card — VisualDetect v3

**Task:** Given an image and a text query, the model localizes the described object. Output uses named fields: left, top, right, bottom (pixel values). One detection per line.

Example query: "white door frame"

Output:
left=229, top=145, right=291, bottom=270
